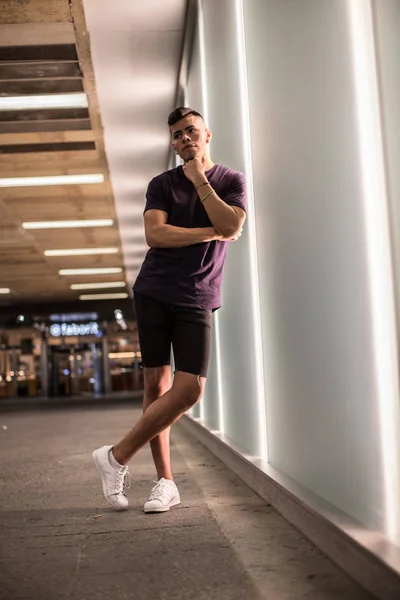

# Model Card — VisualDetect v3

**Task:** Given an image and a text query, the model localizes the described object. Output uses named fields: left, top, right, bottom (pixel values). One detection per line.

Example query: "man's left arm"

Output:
left=199, top=185, right=246, bottom=238
left=184, top=160, right=246, bottom=238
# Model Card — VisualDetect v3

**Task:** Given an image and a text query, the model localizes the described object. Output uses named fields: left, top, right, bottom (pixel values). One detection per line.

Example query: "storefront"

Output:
left=0, top=311, right=142, bottom=399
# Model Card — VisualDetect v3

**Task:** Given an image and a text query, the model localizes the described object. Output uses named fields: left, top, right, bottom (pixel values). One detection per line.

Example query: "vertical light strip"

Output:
left=347, top=0, right=400, bottom=542
left=198, top=1, right=210, bottom=125
left=198, top=0, right=223, bottom=427
left=235, top=0, right=268, bottom=460
left=213, top=311, right=225, bottom=433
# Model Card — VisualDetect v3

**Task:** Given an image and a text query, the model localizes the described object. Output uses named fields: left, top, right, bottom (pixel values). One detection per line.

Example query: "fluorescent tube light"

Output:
left=60, top=268, right=122, bottom=275
left=70, top=282, right=126, bottom=290
left=0, top=288, right=10, bottom=294
left=109, top=352, right=135, bottom=359
left=197, top=1, right=210, bottom=425
left=79, top=293, right=129, bottom=300
left=235, top=0, right=268, bottom=459
left=22, top=219, right=113, bottom=230
left=0, top=174, right=104, bottom=188
left=0, top=93, right=88, bottom=111
left=45, top=247, right=118, bottom=257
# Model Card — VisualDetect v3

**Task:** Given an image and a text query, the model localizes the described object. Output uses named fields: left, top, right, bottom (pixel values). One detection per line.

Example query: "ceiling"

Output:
left=0, top=0, right=187, bottom=311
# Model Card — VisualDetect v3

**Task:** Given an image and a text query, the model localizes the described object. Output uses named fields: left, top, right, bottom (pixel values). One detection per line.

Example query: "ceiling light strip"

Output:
left=44, top=247, right=118, bottom=256
left=0, top=174, right=104, bottom=188
left=79, top=293, right=128, bottom=300
left=70, top=282, right=126, bottom=290
left=59, top=268, right=122, bottom=275
left=197, top=0, right=212, bottom=426
left=22, top=219, right=113, bottom=230
left=0, top=93, right=88, bottom=111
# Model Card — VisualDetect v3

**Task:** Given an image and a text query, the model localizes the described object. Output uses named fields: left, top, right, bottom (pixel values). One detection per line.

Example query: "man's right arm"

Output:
left=144, top=209, right=222, bottom=248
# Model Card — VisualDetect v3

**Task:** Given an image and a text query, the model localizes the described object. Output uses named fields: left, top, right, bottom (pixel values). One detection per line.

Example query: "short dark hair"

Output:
left=168, top=106, right=204, bottom=127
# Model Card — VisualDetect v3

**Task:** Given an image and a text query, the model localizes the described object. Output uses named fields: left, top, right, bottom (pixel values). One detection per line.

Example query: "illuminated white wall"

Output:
left=243, top=0, right=400, bottom=541
left=373, top=0, right=400, bottom=340
left=185, top=15, right=224, bottom=430
left=184, top=0, right=400, bottom=543
left=185, top=0, right=267, bottom=457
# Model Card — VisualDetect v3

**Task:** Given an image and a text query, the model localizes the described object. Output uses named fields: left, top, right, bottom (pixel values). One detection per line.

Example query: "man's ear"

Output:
left=205, top=128, right=212, bottom=143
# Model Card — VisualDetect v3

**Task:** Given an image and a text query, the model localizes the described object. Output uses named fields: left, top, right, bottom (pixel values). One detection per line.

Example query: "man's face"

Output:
left=170, top=115, right=211, bottom=162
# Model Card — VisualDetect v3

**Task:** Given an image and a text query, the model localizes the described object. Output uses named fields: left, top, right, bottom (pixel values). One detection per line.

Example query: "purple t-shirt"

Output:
left=133, top=164, right=246, bottom=310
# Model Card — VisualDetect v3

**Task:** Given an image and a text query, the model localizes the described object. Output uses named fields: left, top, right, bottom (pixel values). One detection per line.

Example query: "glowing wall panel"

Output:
left=243, top=0, right=400, bottom=540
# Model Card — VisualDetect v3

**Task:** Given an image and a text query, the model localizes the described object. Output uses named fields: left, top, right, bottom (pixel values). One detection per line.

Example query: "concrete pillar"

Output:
left=10, top=349, right=18, bottom=398
left=91, top=343, right=104, bottom=395
left=49, top=350, right=58, bottom=397
left=101, top=336, right=111, bottom=394
left=40, top=336, right=49, bottom=398
left=70, top=350, right=80, bottom=396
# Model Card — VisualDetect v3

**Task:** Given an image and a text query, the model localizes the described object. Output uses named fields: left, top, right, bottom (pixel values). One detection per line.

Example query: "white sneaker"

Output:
left=144, top=478, right=181, bottom=513
left=92, top=445, right=129, bottom=511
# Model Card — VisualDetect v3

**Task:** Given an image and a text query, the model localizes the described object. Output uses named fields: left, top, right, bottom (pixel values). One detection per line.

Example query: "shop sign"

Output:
left=49, top=321, right=100, bottom=337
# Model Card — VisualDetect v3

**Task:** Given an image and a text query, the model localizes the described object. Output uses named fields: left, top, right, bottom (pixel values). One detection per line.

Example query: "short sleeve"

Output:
left=223, top=172, right=247, bottom=212
left=143, top=176, right=169, bottom=215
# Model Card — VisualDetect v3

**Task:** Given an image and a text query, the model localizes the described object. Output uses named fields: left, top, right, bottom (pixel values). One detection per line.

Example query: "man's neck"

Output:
left=203, top=155, right=215, bottom=171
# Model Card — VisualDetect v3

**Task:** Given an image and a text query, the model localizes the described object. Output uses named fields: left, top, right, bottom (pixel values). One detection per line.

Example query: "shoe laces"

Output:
left=115, top=467, right=130, bottom=494
left=148, top=478, right=173, bottom=502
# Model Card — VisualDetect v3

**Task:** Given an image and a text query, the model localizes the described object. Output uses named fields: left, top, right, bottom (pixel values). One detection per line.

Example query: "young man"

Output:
left=93, top=107, right=246, bottom=512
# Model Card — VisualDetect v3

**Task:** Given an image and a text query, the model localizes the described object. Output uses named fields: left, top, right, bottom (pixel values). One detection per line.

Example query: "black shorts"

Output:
left=133, top=292, right=212, bottom=378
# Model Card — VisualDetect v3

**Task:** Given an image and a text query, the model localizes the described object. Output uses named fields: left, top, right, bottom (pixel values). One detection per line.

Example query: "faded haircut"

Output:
left=167, top=106, right=204, bottom=127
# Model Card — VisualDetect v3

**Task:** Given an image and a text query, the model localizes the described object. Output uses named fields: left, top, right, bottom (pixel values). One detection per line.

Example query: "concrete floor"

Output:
left=0, top=401, right=374, bottom=600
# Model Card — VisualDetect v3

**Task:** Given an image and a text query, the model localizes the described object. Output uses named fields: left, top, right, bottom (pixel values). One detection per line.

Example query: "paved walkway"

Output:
left=0, top=401, right=373, bottom=600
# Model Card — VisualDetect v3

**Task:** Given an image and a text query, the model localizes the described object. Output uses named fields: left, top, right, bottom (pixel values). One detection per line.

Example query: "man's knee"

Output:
left=143, top=366, right=171, bottom=402
left=172, top=373, right=205, bottom=410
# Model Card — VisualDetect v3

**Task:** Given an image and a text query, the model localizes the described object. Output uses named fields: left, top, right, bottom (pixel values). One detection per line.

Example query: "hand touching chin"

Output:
left=183, top=149, right=197, bottom=162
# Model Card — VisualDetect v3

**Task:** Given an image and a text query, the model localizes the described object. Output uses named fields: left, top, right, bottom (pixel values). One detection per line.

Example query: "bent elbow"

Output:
left=145, top=232, right=155, bottom=248
left=222, top=224, right=240, bottom=238
left=226, top=215, right=246, bottom=239
left=145, top=227, right=161, bottom=248
left=146, top=238, right=162, bottom=249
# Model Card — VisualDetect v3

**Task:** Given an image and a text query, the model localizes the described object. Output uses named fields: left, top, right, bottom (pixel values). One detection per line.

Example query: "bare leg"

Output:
left=142, top=366, right=173, bottom=481
left=113, top=371, right=205, bottom=466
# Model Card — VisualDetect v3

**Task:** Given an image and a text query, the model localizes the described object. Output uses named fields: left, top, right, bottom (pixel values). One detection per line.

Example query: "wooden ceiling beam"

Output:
left=0, top=119, right=91, bottom=134
left=0, top=62, right=82, bottom=81
left=0, top=23, right=75, bottom=47
left=0, top=0, right=72, bottom=24
left=69, top=0, right=111, bottom=177
left=3, top=194, right=114, bottom=212
left=5, top=204, right=115, bottom=223
left=0, top=141, right=96, bottom=154
left=3, top=205, right=114, bottom=220
left=0, top=79, right=84, bottom=96
left=1, top=264, right=60, bottom=277
left=0, top=45, right=78, bottom=62
left=0, top=130, right=95, bottom=145
left=0, top=167, right=104, bottom=179
left=2, top=183, right=111, bottom=200
left=0, top=148, right=101, bottom=171
left=0, top=148, right=98, bottom=162
left=4, top=193, right=113, bottom=206
left=0, top=108, right=89, bottom=122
